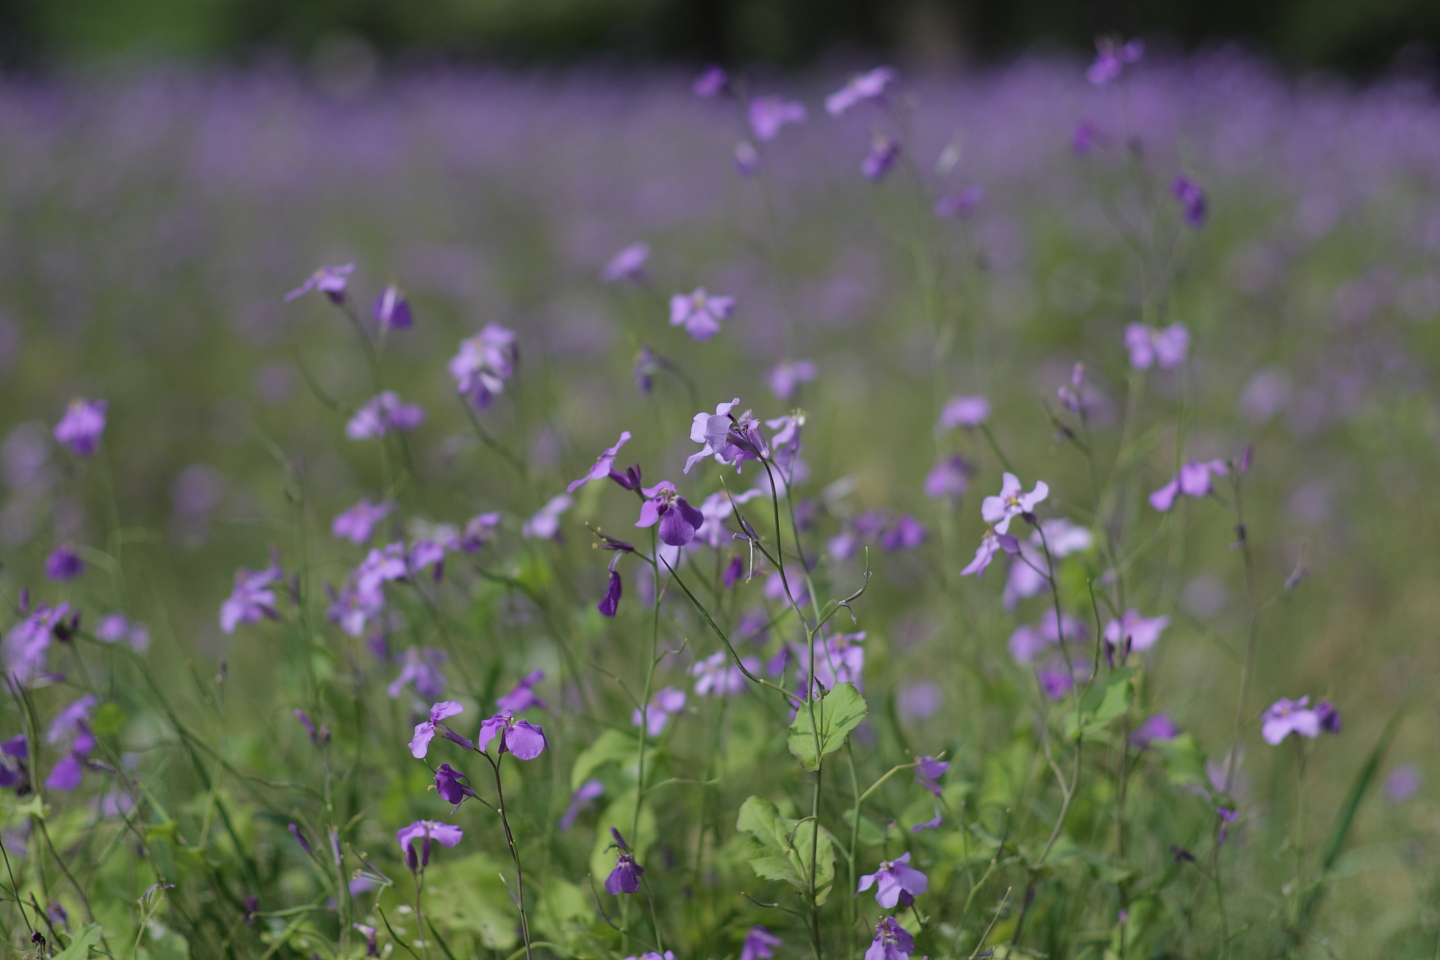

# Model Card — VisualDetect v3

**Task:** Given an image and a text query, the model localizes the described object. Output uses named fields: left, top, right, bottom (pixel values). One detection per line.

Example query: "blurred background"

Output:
left=1, top=0, right=1439, bottom=76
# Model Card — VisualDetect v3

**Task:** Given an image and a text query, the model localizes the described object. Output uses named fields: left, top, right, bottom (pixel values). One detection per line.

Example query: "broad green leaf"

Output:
left=571, top=728, right=637, bottom=791
left=735, top=796, right=836, bottom=904
left=1063, top=668, right=1133, bottom=739
left=787, top=682, right=868, bottom=771
left=54, top=924, right=105, bottom=959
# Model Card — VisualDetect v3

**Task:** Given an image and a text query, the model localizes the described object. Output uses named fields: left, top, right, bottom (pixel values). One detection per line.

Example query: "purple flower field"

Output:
left=0, top=48, right=1437, bottom=957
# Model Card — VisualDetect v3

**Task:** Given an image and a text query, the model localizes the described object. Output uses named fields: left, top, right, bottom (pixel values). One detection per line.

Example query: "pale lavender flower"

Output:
left=602, top=243, right=650, bottom=284
left=960, top=529, right=1018, bottom=578
left=1130, top=714, right=1180, bottom=747
left=862, top=135, right=901, bottom=181
left=496, top=670, right=547, bottom=713
left=858, top=851, right=928, bottom=908
left=768, top=360, right=816, bottom=400
left=476, top=711, right=548, bottom=759
left=1124, top=323, right=1191, bottom=371
left=866, top=917, right=914, bottom=960
left=897, top=682, right=941, bottom=720
left=285, top=264, right=354, bottom=303
left=396, top=820, right=462, bottom=873
left=346, top=392, right=424, bottom=440
left=53, top=399, right=107, bottom=456
left=632, top=687, right=687, bottom=736
left=1261, top=697, right=1321, bottom=745
left=523, top=494, right=573, bottom=541
left=741, top=926, right=782, bottom=960
left=914, top=756, right=948, bottom=796
left=825, top=67, right=895, bottom=115
left=450, top=324, right=518, bottom=409
left=372, top=285, right=413, bottom=328
left=45, top=695, right=96, bottom=792
left=3, top=603, right=69, bottom=684
left=925, top=455, right=974, bottom=499
left=1087, top=37, right=1144, bottom=85
left=981, top=473, right=1049, bottom=534
left=1385, top=765, right=1421, bottom=803
left=934, top=186, right=983, bottom=219
left=1149, top=459, right=1227, bottom=511
left=1172, top=176, right=1207, bottom=227
left=388, top=648, right=448, bottom=700
left=691, top=651, right=754, bottom=696
left=686, top=398, right=767, bottom=473
left=669, top=289, right=733, bottom=341
left=693, top=66, right=728, bottom=97
left=332, top=499, right=393, bottom=544
left=220, top=565, right=282, bottom=633
left=458, top=512, right=502, bottom=552
left=748, top=97, right=806, bottom=141
left=1103, top=610, right=1170, bottom=654
left=568, top=431, right=633, bottom=492
left=939, top=395, right=989, bottom=428
left=44, top=546, right=83, bottom=581
left=734, top=141, right=760, bottom=177
left=559, top=779, right=605, bottom=830
left=804, top=631, right=865, bottom=693
left=1003, top=519, right=1092, bottom=608
left=94, top=613, right=150, bottom=653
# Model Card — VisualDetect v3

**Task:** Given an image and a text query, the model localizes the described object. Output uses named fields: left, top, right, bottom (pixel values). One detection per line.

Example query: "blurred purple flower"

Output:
left=938, top=395, right=989, bottom=428
left=862, top=135, right=901, bottom=182
left=95, top=613, right=150, bottom=653
left=693, top=66, right=728, bottom=98
left=925, top=455, right=974, bottom=499
left=54, top=399, right=108, bottom=457
left=1103, top=610, right=1170, bottom=654
left=1073, top=121, right=1099, bottom=154
left=602, top=243, right=650, bottom=283
left=1004, top=519, right=1092, bottom=608
left=748, top=97, right=806, bottom=141
left=559, top=778, right=605, bottom=831
left=477, top=711, right=547, bottom=759
left=1316, top=700, right=1342, bottom=734
left=914, top=756, right=948, bottom=796
left=691, top=651, right=754, bottom=696
left=1130, top=714, right=1180, bottom=748
left=858, top=851, right=928, bottom=908
left=934, top=186, right=983, bottom=219
left=1172, top=176, right=1207, bottom=227
left=3, top=603, right=69, bottom=684
left=669, top=289, right=733, bottom=341
left=289, top=823, right=313, bottom=856
left=568, top=431, right=632, bottom=493
left=1261, top=697, right=1321, bottom=745
left=523, top=494, right=573, bottom=541
left=220, top=565, right=282, bottom=633
left=826, top=67, right=895, bottom=115
left=866, top=916, right=915, bottom=960
left=911, top=805, right=943, bottom=833
left=496, top=670, right=547, bottom=713
left=389, top=647, right=448, bottom=700
left=803, top=631, right=866, bottom=693
left=1125, top=322, right=1190, bottom=371
left=1087, top=37, right=1144, bottom=85
left=450, top=324, right=518, bottom=409
left=346, top=392, right=424, bottom=440
left=734, top=141, right=760, bottom=177
left=286, top=264, right=354, bottom=304
left=295, top=708, right=329, bottom=747
left=632, top=687, right=687, bottom=736
left=1385, top=765, right=1420, bottom=803
left=1149, top=459, right=1227, bottom=512
left=768, top=360, right=817, bottom=400
left=880, top=515, right=927, bottom=551
left=372, top=285, right=412, bottom=328
left=1038, top=667, right=1073, bottom=701
left=396, top=819, right=462, bottom=873
left=458, top=512, right=502, bottom=552
left=44, top=546, right=83, bottom=581
left=897, top=681, right=941, bottom=720
left=332, top=499, right=393, bottom=544
left=741, top=925, right=783, bottom=960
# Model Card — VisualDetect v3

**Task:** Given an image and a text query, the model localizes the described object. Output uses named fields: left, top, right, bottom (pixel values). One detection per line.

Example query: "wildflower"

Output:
left=632, top=687, right=687, bottom=736
left=605, top=827, right=644, bottom=894
left=220, top=565, right=282, bottom=633
left=880, top=515, right=927, bottom=551
left=911, top=805, right=943, bottom=833
left=981, top=472, right=1049, bottom=534
left=686, top=398, right=768, bottom=473
left=858, top=851, right=928, bottom=908
left=959, top=528, right=1018, bottom=578
left=693, top=66, right=728, bottom=98
left=1316, top=701, right=1342, bottom=734
left=748, top=97, right=806, bottom=141
left=865, top=916, right=915, bottom=960
left=1149, top=459, right=1227, bottom=512
left=372, top=285, right=413, bottom=328
left=523, top=494, right=573, bottom=540
left=914, top=756, right=948, bottom=796
left=3, top=603, right=69, bottom=684
left=934, top=186, right=983, bottom=219
left=634, top=482, right=705, bottom=547
left=670, top=288, right=733, bottom=341
left=1172, top=175, right=1207, bottom=227
left=450, top=324, right=518, bottom=409
left=1129, top=714, right=1180, bottom=748
left=1124, top=322, right=1191, bottom=371
left=53, top=399, right=107, bottom=456
left=1073, top=120, right=1099, bottom=154
left=332, top=499, right=393, bottom=544
left=388, top=648, right=449, bottom=700
left=826, top=67, right=896, bottom=115
left=567, top=431, right=633, bottom=493
left=1216, top=806, right=1238, bottom=844
left=0, top=735, right=26, bottom=790
left=477, top=711, right=548, bottom=760
left=286, top=264, right=354, bottom=303
left=559, top=778, right=604, bottom=831
left=862, top=135, right=901, bottom=181
left=938, top=394, right=989, bottom=428
left=734, top=141, right=760, bottom=177
left=45, top=695, right=96, bottom=792
left=409, top=701, right=468, bottom=758
left=44, top=546, right=83, bottom=581
left=596, top=568, right=623, bottom=618
left=691, top=651, right=754, bottom=696
left=1038, top=667, right=1074, bottom=701
left=354, top=923, right=380, bottom=957
left=603, top=242, right=650, bottom=283
left=1261, top=697, right=1321, bottom=745
left=1384, top=765, right=1420, bottom=803
left=1103, top=610, right=1170, bottom=654
left=345, top=392, right=424, bottom=440
left=457, top=511, right=502, bottom=552
left=768, top=360, right=816, bottom=400
left=496, top=670, right=547, bottom=713
left=396, top=820, right=462, bottom=873
left=407, top=538, right=448, bottom=581
left=802, top=631, right=866, bottom=693
left=289, top=823, right=313, bottom=856
left=1087, top=37, right=1144, bottom=86
left=634, top=345, right=661, bottom=394
left=434, top=764, right=478, bottom=810
left=1007, top=609, right=1087, bottom=664
left=741, top=926, right=783, bottom=960
left=1003, top=518, right=1093, bottom=608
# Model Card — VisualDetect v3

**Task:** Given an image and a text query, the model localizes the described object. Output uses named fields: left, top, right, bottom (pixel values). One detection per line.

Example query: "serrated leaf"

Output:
left=787, top=682, right=868, bottom=771
left=570, top=729, right=636, bottom=791
left=736, top=796, right=836, bottom=904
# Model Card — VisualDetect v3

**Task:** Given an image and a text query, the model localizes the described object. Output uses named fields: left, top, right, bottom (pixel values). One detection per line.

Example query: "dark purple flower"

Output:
left=1261, top=697, right=1321, bottom=745
left=632, top=687, right=687, bottom=736
left=1149, top=459, right=1226, bottom=512
left=53, top=399, right=107, bottom=456
left=1038, top=667, right=1073, bottom=702
left=220, top=565, right=282, bottom=634
left=598, top=568, right=623, bottom=618
left=346, top=392, right=424, bottom=440
left=1172, top=175, right=1207, bottom=227
left=332, top=499, right=393, bottom=544
left=389, top=648, right=449, bottom=701
left=748, top=97, right=806, bottom=141
left=602, top=243, right=650, bottom=283
left=295, top=708, right=330, bottom=747
left=373, top=285, right=413, bottom=329
left=1087, top=37, right=1144, bottom=86
left=880, top=515, right=927, bottom=551
left=559, top=778, right=605, bottom=831
left=396, top=820, right=462, bottom=873
left=693, top=66, right=728, bottom=98
left=938, top=395, right=989, bottom=429
left=741, top=925, right=782, bottom=960
left=1125, top=322, right=1190, bottom=371
left=286, top=264, right=354, bottom=303
left=1129, top=714, right=1180, bottom=748
left=289, top=823, right=313, bottom=856
left=568, top=431, right=633, bottom=493
left=449, top=324, right=518, bottom=409
left=434, top=764, right=477, bottom=810
left=1316, top=701, right=1342, bottom=734
left=865, top=916, right=915, bottom=960
left=826, top=67, right=895, bottom=115
left=604, top=827, right=644, bottom=894
left=522, top=494, right=572, bottom=541
left=409, top=701, right=467, bottom=758
left=862, top=135, right=901, bottom=182
left=914, top=756, right=948, bottom=796
left=44, top=546, right=83, bottom=581
left=477, top=711, right=547, bottom=760
left=669, top=289, right=732, bottom=341
left=934, top=186, right=983, bottom=219
left=496, top=670, right=547, bottom=713
left=636, top=482, right=706, bottom=547
left=858, top=852, right=928, bottom=908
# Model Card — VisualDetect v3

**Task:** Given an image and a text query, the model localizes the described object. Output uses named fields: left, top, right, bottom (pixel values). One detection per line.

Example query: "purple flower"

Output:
left=1316, top=701, right=1342, bottom=734
left=496, top=670, right=548, bottom=713
left=1172, top=175, right=1207, bottom=227
left=858, top=851, right=928, bottom=908
left=748, top=97, right=806, bottom=141
left=220, top=565, right=282, bottom=633
left=1385, top=765, right=1421, bottom=803
left=603, top=243, right=650, bottom=283
left=434, top=763, right=477, bottom=810
left=959, top=529, right=1019, bottom=578
left=605, top=827, right=644, bottom=894
left=741, top=925, right=783, bottom=960
left=880, top=515, right=927, bottom=551
left=632, top=686, right=687, bottom=736
left=1008, top=609, right=1086, bottom=664
left=286, top=264, right=355, bottom=303
left=1149, top=459, right=1227, bottom=512
left=559, top=778, right=605, bottom=831
left=768, top=360, right=816, bottom=400
left=388, top=648, right=449, bottom=700
left=911, top=805, right=943, bottom=833
left=636, top=482, right=706, bottom=547
left=568, top=431, right=633, bottom=493
left=686, top=398, right=768, bottom=473
left=1130, top=714, right=1180, bottom=748
left=1003, top=519, right=1093, bottom=608
left=332, top=499, right=393, bottom=544
left=981, top=473, right=1049, bottom=534
left=862, top=135, right=901, bottom=182
left=346, top=392, right=424, bottom=440
left=44, top=546, right=83, bottom=581
left=3, top=603, right=69, bottom=684
left=865, top=916, right=915, bottom=960
left=939, top=395, right=989, bottom=429
left=372, top=285, right=413, bottom=329
left=1086, top=37, right=1144, bottom=85
left=1073, top=120, right=1099, bottom=154
left=1124, top=322, right=1191, bottom=371
left=289, top=823, right=313, bottom=856
left=1103, top=610, right=1170, bottom=654
left=477, top=711, right=548, bottom=760
left=914, top=756, right=948, bottom=796
left=693, top=66, right=728, bottom=98
left=802, top=631, right=865, bottom=693
left=45, top=695, right=96, bottom=792
left=1261, top=697, right=1322, bottom=745
left=598, top=568, right=623, bottom=617
left=53, top=399, right=107, bottom=456
left=734, top=141, right=760, bottom=177
left=523, top=494, right=573, bottom=541
left=934, top=186, right=983, bottom=219
left=1038, top=667, right=1074, bottom=701
left=458, top=511, right=502, bottom=552
left=396, top=820, right=463, bottom=873
left=691, top=651, right=755, bottom=696
left=826, top=67, right=896, bottom=115
left=295, top=708, right=329, bottom=747
left=450, top=324, right=518, bottom=409
left=669, top=288, right=733, bottom=341
left=409, top=701, right=467, bottom=758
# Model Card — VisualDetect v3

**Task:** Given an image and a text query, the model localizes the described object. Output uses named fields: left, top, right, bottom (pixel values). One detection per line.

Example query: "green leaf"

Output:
left=1153, top=733, right=1208, bottom=789
left=787, top=682, right=868, bottom=772
left=570, top=728, right=637, bottom=791
left=1063, top=668, right=1133, bottom=739
left=90, top=702, right=126, bottom=737
left=422, top=853, right=520, bottom=950
left=54, top=924, right=105, bottom=959
left=735, top=796, right=836, bottom=904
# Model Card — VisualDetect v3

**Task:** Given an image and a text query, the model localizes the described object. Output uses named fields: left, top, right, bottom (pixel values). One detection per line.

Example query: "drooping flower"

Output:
left=693, top=66, right=728, bottom=98
left=691, top=651, right=755, bottom=696
left=768, top=360, right=817, bottom=400
left=559, top=778, right=605, bottom=831
left=450, top=324, right=518, bottom=409
left=865, top=916, right=915, bottom=960
left=1129, top=714, right=1180, bottom=748
left=632, top=687, right=687, bottom=736
left=862, top=135, right=901, bottom=181
left=286, top=264, right=355, bottom=303
left=1086, top=37, right=1144, bottom=85
left=602, top=243, right=650, bottom=284
left=1261, top=697, right=1321, bottom=745
left=409, top=701, right=467, bottom=758
left=477, top=711, right=548, bottom=760
left=858, top=851, right=928, bottom=908
left=496, top=670, right=547, bottom=713
left=826, top=67, right=896, bottom=115
left=981, top=473, right=1049, bottom=534
left=44, top=546, right=83, bottom=581
left=914, top=756, right=948, bottom=796
left=388, top=648, right=449, bottom=700
left=669, top=289, right=733, bottom=341
left=1103, top=610, right=1170, bottom=654
left=748, top=97, right=807, bottom=141
left=53, top=399, right=108, bottom=456
left=637, top=482, right=707, bottom=547
left=434, top=764, right=478, bottom=811
left=1172, top=175, right=1207, bottom=227
left=396, top=820, right=463, bottom=873
left=741, top=925, right=783, bottom=960
left=372, top=285, right=413, bottom=328
left=605, top=827, right=644, bottom=894
left=346, top=392, right=424, bottom=440
left=568, top=431, right=633, bottom=493
left=1124, top=322, right=1191, bottom=371
left=959, top=529, right=1019, bottom=578
left=523, top=494, right=573, bottom=541
left=938, top=395, right=989, bottom=429
left=220, top=565, right=282, bottom=633
left=332, top=499, right=393, bottom=544
left=1149, top=459, right=1227, bottom=511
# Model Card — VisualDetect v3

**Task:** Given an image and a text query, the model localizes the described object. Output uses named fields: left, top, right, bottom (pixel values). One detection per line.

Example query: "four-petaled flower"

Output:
left=1149, top=459, right=1227, bottom=512
left=496, top=670, right=548, bottom=713
left=632, top=687, right=687, bottom=736
left=54, top=399, right=108, bottom=456
left=477, top=711, right=548, bottom=759
left=857, top=851, right=929, bottom=908
left=670, top=289, right=733, bottom=341
left=396, top=819, right=463, bottom=873
left=637, top=482, right=707, bottom=547
left=865, top=916, right=915, bottom=960
left=826, top=67, right=896, bottom=115
left=686, top=398, right=768, bottom=473
left=220, top=565, right=282, bottom=633
left=286, top=264, right=354, bottom=303
left=1260, top=697, right=1321, bottom=745
left=1125, top=322, right=1191, bottom=371
left=981, top=472, right=1049, bottom=534
left=914, top=756, right=948, bottom=796
left=568, top=431, right=633, bottom=492
left=450, top=324, right=518, bottom=409
left=409, top=701, right=468, bottom=759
